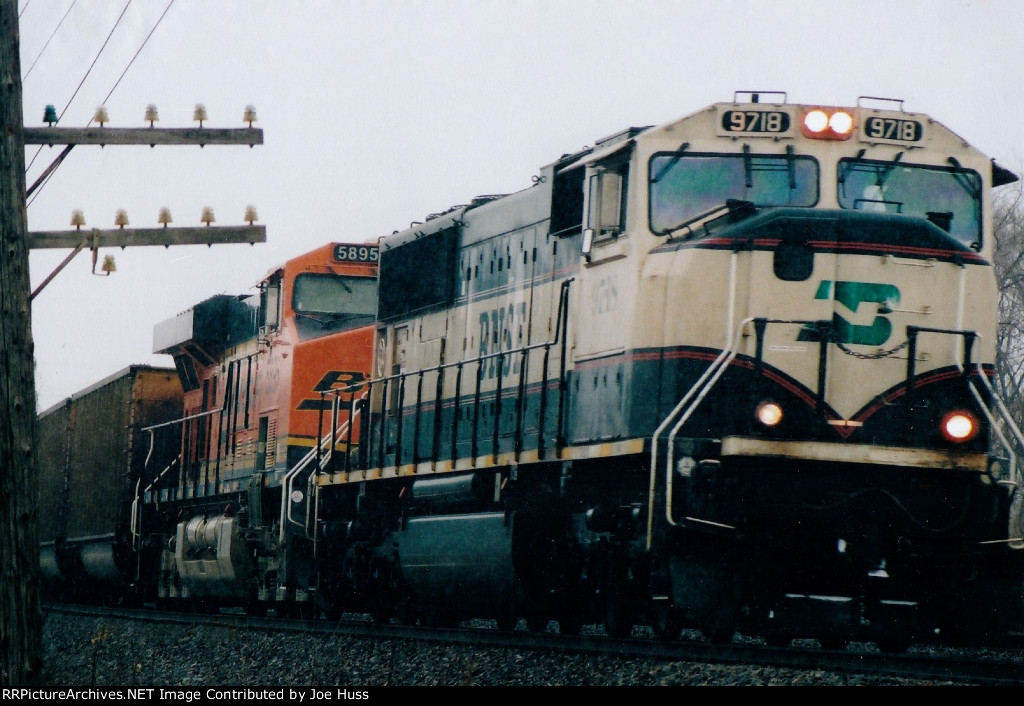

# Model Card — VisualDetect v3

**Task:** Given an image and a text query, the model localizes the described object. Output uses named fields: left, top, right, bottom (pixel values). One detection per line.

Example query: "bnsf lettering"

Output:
left=297, top=370, right=368, bottom=410
left=478, top=302, right=528, bottom=378
left=591, top=277, right=618, bottom=315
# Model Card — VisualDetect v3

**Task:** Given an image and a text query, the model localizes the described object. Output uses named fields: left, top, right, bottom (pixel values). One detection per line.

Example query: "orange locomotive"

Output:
left=139, top=240, right=378, bottom=614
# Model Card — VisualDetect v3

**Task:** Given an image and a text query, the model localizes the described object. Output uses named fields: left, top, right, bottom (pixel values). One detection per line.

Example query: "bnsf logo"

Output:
left=797, top=280, right=900, bottom=346
left=296, top=371, right=368, bottom=411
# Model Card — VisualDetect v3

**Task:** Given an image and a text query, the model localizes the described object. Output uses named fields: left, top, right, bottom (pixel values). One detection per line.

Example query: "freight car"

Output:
left=37, top=365, right=182, bottom=603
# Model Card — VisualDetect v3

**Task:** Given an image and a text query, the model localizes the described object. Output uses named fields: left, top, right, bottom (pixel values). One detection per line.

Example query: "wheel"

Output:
left=558, top=616, right=581, bottom=636
left=525, top=614, right=549, bottom=632
left=763, top=632, right=793, bottom=647
left=191, top=599, right=219, bottom=615
left=495, top=616, right=516, bottom=631
left=294, top=601, right=318, bottom=621
left=701, top=626, right=735, bottom=644
left=818, top=636, right=848, bottom=650
left=651, top=603, right=684, bottom=642
left=876, top=639, right=910, bottom=654
left=557, top=598, right=583, bottom=635
left=396, top=593, right=419, bottom=626
left=604, top=593, right=634, bottom=638
left=557, top=605, right=582, bottom=635
left=496, top=605, right=518, bottom=631
left=244, top=601, right=268, bottom=617
left=422, top=598, right=458, bottom=628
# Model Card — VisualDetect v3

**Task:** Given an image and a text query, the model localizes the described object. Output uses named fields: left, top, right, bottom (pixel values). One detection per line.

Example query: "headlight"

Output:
left=803, top=109, right=829, bottom=133
left=756, top=401, right=784, bottom=427
left=801, top=108, right=854, bottom=140
left=828, top=111, right=854, bottom=135
left=939, top=410, right=979, bottom=443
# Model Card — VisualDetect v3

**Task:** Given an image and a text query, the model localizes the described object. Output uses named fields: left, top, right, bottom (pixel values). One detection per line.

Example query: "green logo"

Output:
left=797, top=280, right=900, bottom=346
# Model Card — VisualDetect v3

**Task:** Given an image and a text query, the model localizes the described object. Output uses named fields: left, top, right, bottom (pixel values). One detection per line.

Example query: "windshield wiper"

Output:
left=875, top=151, right=903, bottom=187
left=650, top=142, right=689, bottom=184
left=661, top=199, right=756, bottom=239
left=837, top=149, right=866, bottom=185
left=294, top=312, right=330, bottom=328
left=946, top=157, right=982, bottom=200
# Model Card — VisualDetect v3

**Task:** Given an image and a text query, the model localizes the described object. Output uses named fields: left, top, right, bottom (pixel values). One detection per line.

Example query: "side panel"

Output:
left=63, top=367, right=182, bottom=539
left=36, top=400, right=72, bottom=545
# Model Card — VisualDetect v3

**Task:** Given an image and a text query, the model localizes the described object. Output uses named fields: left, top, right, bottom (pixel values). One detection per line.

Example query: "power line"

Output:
left=27, top=0, right=177, bottom=206
left=24, top=0, right=133, bottom=177
left=58, top=0, right=133, bottom=125
left=98, top=0, right=174, bottom=108
left=22, top=0, right=77, bottom=81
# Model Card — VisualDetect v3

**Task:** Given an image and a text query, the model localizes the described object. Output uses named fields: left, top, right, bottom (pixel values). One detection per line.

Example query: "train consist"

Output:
left=39, top=93, right=1024, bottom=650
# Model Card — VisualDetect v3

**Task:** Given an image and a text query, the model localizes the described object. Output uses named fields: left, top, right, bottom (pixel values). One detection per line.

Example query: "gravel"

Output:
left=40, top=611, right=975, bottom=687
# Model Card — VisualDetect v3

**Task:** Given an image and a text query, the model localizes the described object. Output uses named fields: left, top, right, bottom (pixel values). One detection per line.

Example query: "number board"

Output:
left=859, top=115, right=925, bottom=145
left=718, top=109, right=793, bottom=137
left=334, top=244, right=379, bottom=263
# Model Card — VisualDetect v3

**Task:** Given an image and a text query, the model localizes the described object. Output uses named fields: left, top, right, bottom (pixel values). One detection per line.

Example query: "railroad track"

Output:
left=45, top=603, right=1024, bottom=686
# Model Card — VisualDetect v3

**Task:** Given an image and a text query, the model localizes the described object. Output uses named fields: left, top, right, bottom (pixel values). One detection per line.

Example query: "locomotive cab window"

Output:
left=172, top=354, right=200, bottom=392
left=837, top=157, right=982, bottom=248
left=292, top=273, right=378, bottom=331
left=648, top=151, right=819, bottom=235
left=586, top=170, right=626, bottom=237
left=583, top=159, right=630, bottom=258
left=260, top=276, right=282, bottom=334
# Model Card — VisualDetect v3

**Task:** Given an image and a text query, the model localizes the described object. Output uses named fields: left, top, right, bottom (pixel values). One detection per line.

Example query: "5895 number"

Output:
left=334, top=244, right=379, bottom=262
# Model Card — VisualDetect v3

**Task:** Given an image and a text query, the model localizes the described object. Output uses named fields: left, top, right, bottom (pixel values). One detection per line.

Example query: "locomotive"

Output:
left=39, top=242, right=379, bottom=618
left=39, top=92, right=1024, bottom=650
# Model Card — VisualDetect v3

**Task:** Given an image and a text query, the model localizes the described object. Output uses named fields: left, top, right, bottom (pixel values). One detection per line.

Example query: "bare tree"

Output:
left=993, top=175, right=1024, bottom=425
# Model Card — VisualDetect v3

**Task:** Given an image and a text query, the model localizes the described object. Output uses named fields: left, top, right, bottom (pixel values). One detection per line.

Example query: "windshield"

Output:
left=837, top=158, right=982, bottom=248
left=293, top=273, right=377, bottom=319
left=648, top=151, right=819, bottom=234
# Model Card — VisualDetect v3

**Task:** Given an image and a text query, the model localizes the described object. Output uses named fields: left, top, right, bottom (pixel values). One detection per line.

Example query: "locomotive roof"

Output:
left=381, top=95, right=1019, bottom=252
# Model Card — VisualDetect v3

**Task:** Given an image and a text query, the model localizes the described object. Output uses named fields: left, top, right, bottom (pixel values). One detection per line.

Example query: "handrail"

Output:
left=645, top=317, right=754, bottom=550
left=141, top=406, right=223, bottom=499
left=642, top=321, right=1024, bottom=552
left=910, top=325, right=1024, bottom=489
left=129, top=456, right=180, bottom=550
left=141, top=406, right=224, bottom=432
left=968, top=382, right=1017, bottom=484
left=328, top=278, right=574, bottom=472
left=344, top=280, right=574, bottom=394
left=279, top=387, right=368, bottom=543
left=968, top=355, right=1024, bottom=489
left=131, top=409, right=224, bottom=552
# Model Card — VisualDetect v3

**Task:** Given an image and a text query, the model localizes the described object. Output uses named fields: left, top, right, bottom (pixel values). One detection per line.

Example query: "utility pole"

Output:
left=0, top=2, right=265, bottom=685
left=1, top=0, right=40, bottom=687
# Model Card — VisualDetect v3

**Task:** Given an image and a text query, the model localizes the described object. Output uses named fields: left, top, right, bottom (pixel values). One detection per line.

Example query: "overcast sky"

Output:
left=17, top=0, right=1024, bottom=412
